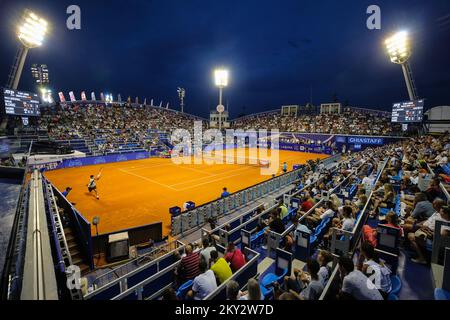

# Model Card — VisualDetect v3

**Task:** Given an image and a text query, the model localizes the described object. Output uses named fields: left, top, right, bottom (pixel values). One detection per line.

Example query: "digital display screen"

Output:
left=391, top=99, right=424, bottom=123
left=2, top=88, right=41, bottom=117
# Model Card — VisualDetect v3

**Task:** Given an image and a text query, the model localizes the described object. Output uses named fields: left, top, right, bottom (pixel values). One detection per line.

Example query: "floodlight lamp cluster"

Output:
left=214, top=69, right=229, bottom=87
left=385, top=31, right=411, bottom=64
left=17, top=10, right=48, bottom=48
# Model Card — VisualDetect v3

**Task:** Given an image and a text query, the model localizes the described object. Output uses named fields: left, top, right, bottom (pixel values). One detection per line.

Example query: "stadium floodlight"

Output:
left=40, top=87, right=52, bottom=103
left=214, top=68, right=229, bottom=131
left=385, top=31, right=418, bottom=101
left=214, top=69, right=229, bottom=88
left=7, top=10, right=48, bottom=90
left=385, top=31, right=411, bottom=64
left=18, top=11, right=48, bottom=48
left=177, top=87, right=185, bottom=113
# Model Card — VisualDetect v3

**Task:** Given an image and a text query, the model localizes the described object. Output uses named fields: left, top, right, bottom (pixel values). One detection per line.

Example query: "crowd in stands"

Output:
left=37, top=103, right=205, bottom=154
left=155, top=132, right=449, bottom=301
left=233, top=108, right=402, bottom=136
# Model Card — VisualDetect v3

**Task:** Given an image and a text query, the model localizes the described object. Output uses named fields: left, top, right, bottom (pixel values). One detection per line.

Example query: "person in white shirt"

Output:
left=338, top=255, right=383, bottom=300
left=317, top=250, right=333, bottom=287
left=408, top=204, right=450, bottom=265
left=199, top=238, right=216, bottom=268
left=188, top=260, right=217, bottom=300
left=358, top=242, right=392, bottom=299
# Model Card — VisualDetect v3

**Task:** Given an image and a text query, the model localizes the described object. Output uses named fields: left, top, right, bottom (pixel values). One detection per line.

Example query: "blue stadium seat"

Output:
left=176, top=280, right=193, bottom=299
left=389, top=275, right=402, bottom=296
left=260, top=285, right=274, bottom=300
left=434, top=288, right=450, bottom=300
left=261, top=268, right=288, bottom=288
left=388, top=292, right=399, bottom=300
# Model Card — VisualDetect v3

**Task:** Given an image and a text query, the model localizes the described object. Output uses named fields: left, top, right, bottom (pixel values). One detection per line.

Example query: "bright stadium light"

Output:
left=18, top=11, right=48, bottom=48
left=214, top=69, right=229, bottom=87
left=7, top=10, right=49, bottom=90
left=385, top=31, right=418, bottom=101
left=385, top=31, right=411, bottom=64
left=214, top=68, right=229, bottom=131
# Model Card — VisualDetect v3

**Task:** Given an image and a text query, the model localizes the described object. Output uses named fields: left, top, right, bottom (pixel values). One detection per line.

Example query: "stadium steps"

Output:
left=63, top=226, right=90, bottom=275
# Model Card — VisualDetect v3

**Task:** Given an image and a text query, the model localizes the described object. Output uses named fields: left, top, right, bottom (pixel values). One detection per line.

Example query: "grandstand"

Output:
left=1, top=2, right=450, bottom=311
left=2, top=99, right=450, bottom=302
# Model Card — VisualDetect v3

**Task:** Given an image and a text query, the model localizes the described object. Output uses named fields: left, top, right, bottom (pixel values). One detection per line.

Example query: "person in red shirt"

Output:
left=224, top=243, right=246, bottom=272
left=300, top=194, right=315, bottom=213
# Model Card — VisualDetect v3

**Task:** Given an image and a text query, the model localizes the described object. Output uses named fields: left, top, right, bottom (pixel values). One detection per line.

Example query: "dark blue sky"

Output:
left=1, top=0, right=449, bottom=118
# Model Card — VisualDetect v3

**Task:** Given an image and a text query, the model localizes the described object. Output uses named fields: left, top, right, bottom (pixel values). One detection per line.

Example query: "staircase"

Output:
left=84, top=137, right=100, bottom=156
left=63, top=226, right=90, bottom=275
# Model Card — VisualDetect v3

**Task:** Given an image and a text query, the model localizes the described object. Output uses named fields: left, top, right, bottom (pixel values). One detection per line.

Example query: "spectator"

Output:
left=226, top=280, right=240, bottom=300
left=357, top=241, right=392, bottom=299
left=162, top=287, right=178, bottom=300
left=188, top=260, right=217, bottom=300
left=317, top=250, right=333, bottom=286
left=408, top=205, right=450, bottom=265
left=177, top=244, right=200, bottom=283
left=298, top=259, right=324, bottom=300
left=224, top=243, right=246, bottom=272
left=239, top=278, right=262, bottom=300
left=200, top=238, right=215, bottom=268
left=210, top=250, right=232, bottom=284
left=337, top=255, right=383, bottom=300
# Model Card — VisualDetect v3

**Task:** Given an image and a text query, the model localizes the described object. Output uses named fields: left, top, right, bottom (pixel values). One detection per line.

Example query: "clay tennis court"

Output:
left=45, top=148, right=328, bottom=236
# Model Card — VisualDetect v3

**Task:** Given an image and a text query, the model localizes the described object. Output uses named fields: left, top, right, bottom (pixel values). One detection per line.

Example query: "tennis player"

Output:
left=87, top=171, right=102, bottom=200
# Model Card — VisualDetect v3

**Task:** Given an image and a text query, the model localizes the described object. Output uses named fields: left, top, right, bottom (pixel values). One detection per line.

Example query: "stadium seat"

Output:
left=260, top=285, right=274, bottom=300
left=389, top=275, right=402, bottom=296
left=388, top=293, right=399, bottom=300
left=434, top=288, right=450, bottom=300
left=176, top=280, right=193, bottom=299
left=261, top=268, right=288, bottom=288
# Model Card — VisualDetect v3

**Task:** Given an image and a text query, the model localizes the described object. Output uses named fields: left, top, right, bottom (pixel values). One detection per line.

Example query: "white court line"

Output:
left=122, top=163, right=173, bottom=171
left=118, top=168, right=178, bottom=191
left=176, top=169, right=265, bottom=191
left=173, top=164, right=218, bottom=176
left=169, top=165, right=255, bottom=187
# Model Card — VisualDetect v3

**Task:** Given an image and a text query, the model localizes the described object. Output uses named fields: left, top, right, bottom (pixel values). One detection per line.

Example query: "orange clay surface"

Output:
left=45, top=148, right=328, bottom=236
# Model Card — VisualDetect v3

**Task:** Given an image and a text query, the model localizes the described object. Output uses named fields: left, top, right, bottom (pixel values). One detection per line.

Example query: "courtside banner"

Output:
left=347, top=136, right=384, bottom=145
left=278, top=142, right=332, bottom=155
left=36, top=151, right=151, bottom=171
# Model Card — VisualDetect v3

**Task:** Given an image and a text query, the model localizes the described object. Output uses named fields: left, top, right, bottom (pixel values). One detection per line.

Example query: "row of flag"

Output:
left=54, top=91, right=171, bottom=109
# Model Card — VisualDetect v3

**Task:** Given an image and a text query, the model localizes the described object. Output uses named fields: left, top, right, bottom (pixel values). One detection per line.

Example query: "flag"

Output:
left=118, top=94, right=122, bottom=102
left=58, top=92, right=66, bottom=102
left=69, top=91, right=76, bottom=102
left=81, top=91, right=87, bottom=101
left=91, top=92, right=96, bottom=101
left=100, top=92, right=105, bottom=101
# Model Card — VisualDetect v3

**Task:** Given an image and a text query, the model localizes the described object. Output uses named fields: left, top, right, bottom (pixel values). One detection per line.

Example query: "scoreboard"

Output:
left=2, top=88, right=41, bottom=117
left=391, top=99, right=424, bottom=123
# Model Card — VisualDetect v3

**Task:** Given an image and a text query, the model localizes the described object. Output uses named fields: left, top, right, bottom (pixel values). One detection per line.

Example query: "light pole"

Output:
left=385, top=31, right=418, bottom=101
left=7, top=10, right=48, bottom=90
left=177, top=87, right=185, bottom=113
left=214, top=69, right=229, bottom=131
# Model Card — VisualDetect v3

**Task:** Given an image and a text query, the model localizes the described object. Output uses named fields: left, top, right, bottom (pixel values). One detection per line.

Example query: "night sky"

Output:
left=0, top=0, right=449, bottom=118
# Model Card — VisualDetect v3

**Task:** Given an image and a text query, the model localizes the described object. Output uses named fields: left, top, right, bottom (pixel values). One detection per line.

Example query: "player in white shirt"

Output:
left=87, top=170, right=102, bottom=200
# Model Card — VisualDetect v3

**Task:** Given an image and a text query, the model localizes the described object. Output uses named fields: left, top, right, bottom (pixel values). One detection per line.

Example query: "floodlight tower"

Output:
left=214, top=69, right=229, bottom=131
left=177, top=87, right=185, bottom=113
left=385, top=31, right=418, bottom=101
left=7, top=10, right=48, bottom=90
